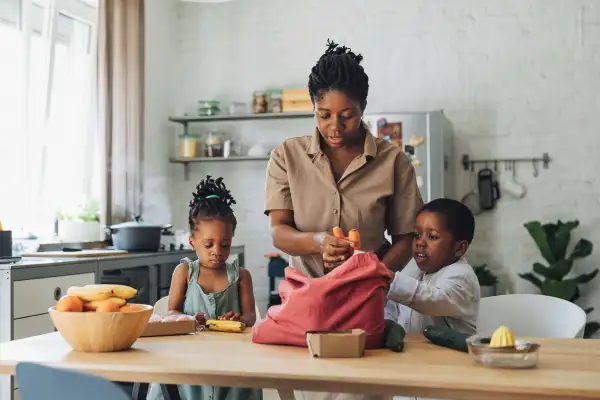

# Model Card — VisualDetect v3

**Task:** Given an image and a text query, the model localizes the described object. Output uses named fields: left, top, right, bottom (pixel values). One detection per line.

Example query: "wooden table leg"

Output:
left=160, top=384, right=182, bottom=400
left=277, top=389, right=296, bottom=400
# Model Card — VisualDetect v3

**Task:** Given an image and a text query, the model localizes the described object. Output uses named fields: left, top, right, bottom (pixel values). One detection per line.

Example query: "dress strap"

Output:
left=181, top=257, right=200, bottom=284
left=226, top=257, right=240, bottom=286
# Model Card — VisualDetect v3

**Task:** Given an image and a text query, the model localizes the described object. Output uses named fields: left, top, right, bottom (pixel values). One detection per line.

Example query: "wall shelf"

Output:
left=169, top=156, right=270, bottom=180
left=169, top=112, right=313, bottom=128
left=168, top=112, right=311, bottom=179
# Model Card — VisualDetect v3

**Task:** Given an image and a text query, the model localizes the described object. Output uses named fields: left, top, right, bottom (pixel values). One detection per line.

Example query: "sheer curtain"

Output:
left=97, top=0, right=145, bottom=226
left=0, top=0, right=99, bottom=239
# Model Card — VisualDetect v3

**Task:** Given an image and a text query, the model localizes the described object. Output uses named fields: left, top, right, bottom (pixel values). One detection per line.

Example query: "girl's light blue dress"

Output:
left=147, top=257, right=263, bottom=400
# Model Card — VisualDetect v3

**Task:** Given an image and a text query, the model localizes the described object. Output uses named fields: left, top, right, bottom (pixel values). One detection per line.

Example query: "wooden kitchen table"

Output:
left=1, top=332, right=600, bottom=400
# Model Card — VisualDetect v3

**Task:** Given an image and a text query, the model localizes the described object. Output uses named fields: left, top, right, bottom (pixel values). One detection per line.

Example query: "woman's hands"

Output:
left=314, top=231, right=355, bottom=269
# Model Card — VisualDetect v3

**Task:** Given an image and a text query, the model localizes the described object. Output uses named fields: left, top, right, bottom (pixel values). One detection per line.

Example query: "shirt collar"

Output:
left=306, top=122, right=378, bottom=158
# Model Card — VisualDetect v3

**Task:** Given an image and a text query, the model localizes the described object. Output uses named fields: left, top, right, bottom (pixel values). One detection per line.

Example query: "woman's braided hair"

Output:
left=308, top=39, right=369, bottom=109
left=188, top=175, right=237, bottom=232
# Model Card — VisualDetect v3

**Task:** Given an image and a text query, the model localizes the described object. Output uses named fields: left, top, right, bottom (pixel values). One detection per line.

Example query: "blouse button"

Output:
left=333, top=209, right=338, bottom=214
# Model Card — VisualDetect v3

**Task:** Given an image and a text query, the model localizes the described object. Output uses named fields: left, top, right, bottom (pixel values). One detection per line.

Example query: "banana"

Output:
left=489, top=326, right=516, bottom=347
left=205, top=319, right=246, bottom=333
left=66, top=286, right=113, bottom=302
left=83, top=284, right=137, bottom=300
left=84, top=297, right=127, bottom=311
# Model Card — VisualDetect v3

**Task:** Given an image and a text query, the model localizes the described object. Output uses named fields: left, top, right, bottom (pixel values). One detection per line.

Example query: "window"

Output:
left=0, top=0, right=98, bottom=239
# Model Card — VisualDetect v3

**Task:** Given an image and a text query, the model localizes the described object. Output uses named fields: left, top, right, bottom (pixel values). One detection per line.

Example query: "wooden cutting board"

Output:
left=22, top=249, right=128, bottom=258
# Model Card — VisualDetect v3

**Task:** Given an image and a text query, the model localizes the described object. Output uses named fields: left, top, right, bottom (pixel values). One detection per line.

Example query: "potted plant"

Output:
left=518, top=219, right=599, bottom=338
left=57, top=199, right=102, bottom=242
left=473, top=263, right=499, bottom=297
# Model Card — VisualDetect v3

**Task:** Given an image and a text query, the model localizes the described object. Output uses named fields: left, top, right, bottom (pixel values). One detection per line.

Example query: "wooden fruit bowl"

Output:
left=48, top=304, right=153, bottom=353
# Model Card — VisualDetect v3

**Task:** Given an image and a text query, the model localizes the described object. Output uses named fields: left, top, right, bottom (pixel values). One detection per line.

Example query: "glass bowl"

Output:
left=466, top=335, right=540, bottom=368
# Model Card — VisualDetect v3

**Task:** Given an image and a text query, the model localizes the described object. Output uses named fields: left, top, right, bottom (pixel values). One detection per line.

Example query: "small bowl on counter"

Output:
left=466, top=335, right=540, bottom=369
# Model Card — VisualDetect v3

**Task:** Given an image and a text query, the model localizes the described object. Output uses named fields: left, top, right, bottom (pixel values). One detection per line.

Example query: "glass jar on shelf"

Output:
left=178, top=133, right=200, bottom=158
left=266, top=89, right=283, bottom=113
left=198, top=100, right=220, bottom=116
left=205, top=132, right=223, bottom=158
left=252, top=91, right=268, bottom=114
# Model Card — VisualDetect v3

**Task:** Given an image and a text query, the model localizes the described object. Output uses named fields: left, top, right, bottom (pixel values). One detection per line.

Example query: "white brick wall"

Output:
left=145, top=0, right=600, bottom=324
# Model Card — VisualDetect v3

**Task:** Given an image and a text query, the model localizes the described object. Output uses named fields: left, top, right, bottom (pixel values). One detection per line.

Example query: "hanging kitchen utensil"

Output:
left=500, top=161, right=527, bottom=199
left=461, top=164, right=481, bottom=215
left=478, top=167, right=500, bottom=210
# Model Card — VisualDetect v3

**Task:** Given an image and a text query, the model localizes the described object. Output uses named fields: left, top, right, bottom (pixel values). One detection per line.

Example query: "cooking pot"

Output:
left=108, top=216, right=172, bottom=252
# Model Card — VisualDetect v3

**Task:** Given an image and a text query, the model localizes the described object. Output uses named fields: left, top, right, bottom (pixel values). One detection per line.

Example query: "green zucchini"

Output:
left=423, top=326, right=470, bottom=353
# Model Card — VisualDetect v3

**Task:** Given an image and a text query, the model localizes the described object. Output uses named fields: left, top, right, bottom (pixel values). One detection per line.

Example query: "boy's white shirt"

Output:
left=386, top=257, right=480, bottom=335
left=386, top=257, right=480, bottom=400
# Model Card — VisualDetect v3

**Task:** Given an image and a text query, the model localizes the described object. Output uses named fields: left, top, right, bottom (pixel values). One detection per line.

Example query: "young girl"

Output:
left=147, top=175, right=262, bottom=400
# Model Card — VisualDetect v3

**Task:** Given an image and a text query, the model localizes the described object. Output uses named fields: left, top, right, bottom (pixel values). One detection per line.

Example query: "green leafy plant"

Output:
left=78, top=199, right=100, bottom=222
left=57, top=199, right=100, bottom=223
left=518, top=220, right=599, bottom=338
left=473, top=263, right=498, bottom=286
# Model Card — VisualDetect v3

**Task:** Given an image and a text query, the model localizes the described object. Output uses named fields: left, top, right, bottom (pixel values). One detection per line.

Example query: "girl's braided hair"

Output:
left=188, top=175, right=237, bottom=232
left=308, top=39, right=369, bottom=109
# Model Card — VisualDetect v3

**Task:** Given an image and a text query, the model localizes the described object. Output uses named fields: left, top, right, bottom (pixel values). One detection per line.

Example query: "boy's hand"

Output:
left=219, top=312, right=241, bottom=321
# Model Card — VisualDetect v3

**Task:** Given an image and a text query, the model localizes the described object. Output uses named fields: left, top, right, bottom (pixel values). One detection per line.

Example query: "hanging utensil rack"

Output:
left=461, top=152, right=551, bottom=177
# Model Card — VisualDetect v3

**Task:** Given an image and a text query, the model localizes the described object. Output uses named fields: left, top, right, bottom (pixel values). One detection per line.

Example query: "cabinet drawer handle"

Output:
left=53, top=287, right=62, bottom=301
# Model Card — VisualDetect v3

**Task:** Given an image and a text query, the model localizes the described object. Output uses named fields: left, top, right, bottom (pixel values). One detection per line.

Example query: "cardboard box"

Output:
left=140, top=320, right=196, bottom=337
left=306, top=329, right=366, bottom=358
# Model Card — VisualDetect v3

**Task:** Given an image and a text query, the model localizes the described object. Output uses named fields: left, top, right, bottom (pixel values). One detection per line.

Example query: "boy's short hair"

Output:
left=417, top=198, right=475, bottom=244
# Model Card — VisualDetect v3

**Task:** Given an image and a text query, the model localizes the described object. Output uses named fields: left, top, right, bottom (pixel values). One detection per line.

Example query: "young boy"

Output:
left=385, top=198, right=480, bottom=336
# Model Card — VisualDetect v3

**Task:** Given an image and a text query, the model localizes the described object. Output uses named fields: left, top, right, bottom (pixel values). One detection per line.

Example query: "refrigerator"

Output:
left=363, top=110, right=453, bottom=202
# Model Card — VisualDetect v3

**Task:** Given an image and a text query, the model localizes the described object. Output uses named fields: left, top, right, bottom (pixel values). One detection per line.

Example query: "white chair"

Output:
left=153, top=296, right=169, bottom=315
left=153, top=295, right=262, bottom=320
left=477, top=294, right=587, bottom=338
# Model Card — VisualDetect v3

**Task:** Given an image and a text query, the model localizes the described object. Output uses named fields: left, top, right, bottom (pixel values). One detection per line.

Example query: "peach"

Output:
left=56, top=295, right=84, bottom=312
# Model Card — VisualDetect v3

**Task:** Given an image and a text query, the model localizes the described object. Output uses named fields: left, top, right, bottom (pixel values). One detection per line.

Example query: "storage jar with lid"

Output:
left=266, top=89, right=283, bottom=113
left=205, top=132, right=223, bottom=157
left=252, top=91, right=268, bottom=114
left=198, top=100, right=220, bottom=116
left=178, top=134, right=200, bottom=158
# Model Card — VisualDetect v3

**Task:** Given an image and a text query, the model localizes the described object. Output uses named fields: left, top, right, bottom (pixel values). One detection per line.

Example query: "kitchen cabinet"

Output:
left=13, top=273, right=95, bottom=318
left=13, top=315, right=55, bottom=340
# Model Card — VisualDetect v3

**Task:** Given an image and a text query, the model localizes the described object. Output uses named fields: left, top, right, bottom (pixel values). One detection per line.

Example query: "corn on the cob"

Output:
left=205, top=319, right=246, bottom=333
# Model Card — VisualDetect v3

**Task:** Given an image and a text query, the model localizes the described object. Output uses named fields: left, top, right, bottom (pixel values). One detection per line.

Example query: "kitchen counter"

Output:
left=1, top=332, right=600, bottom=400
left=1, top=249, right=214, bottom=269
left=0, top=246, right=244, bottom=272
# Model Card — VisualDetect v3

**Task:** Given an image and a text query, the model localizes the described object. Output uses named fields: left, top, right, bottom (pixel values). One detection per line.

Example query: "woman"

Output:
left=265, top=39, right=423, bottom=276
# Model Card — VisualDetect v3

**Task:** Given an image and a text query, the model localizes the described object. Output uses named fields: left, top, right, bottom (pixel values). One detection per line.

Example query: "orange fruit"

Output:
left=95, top=299, right=121, bottom=312
left=119, top=303, right=146, bottom=313
left=56, top=295, right=84, bottom=312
